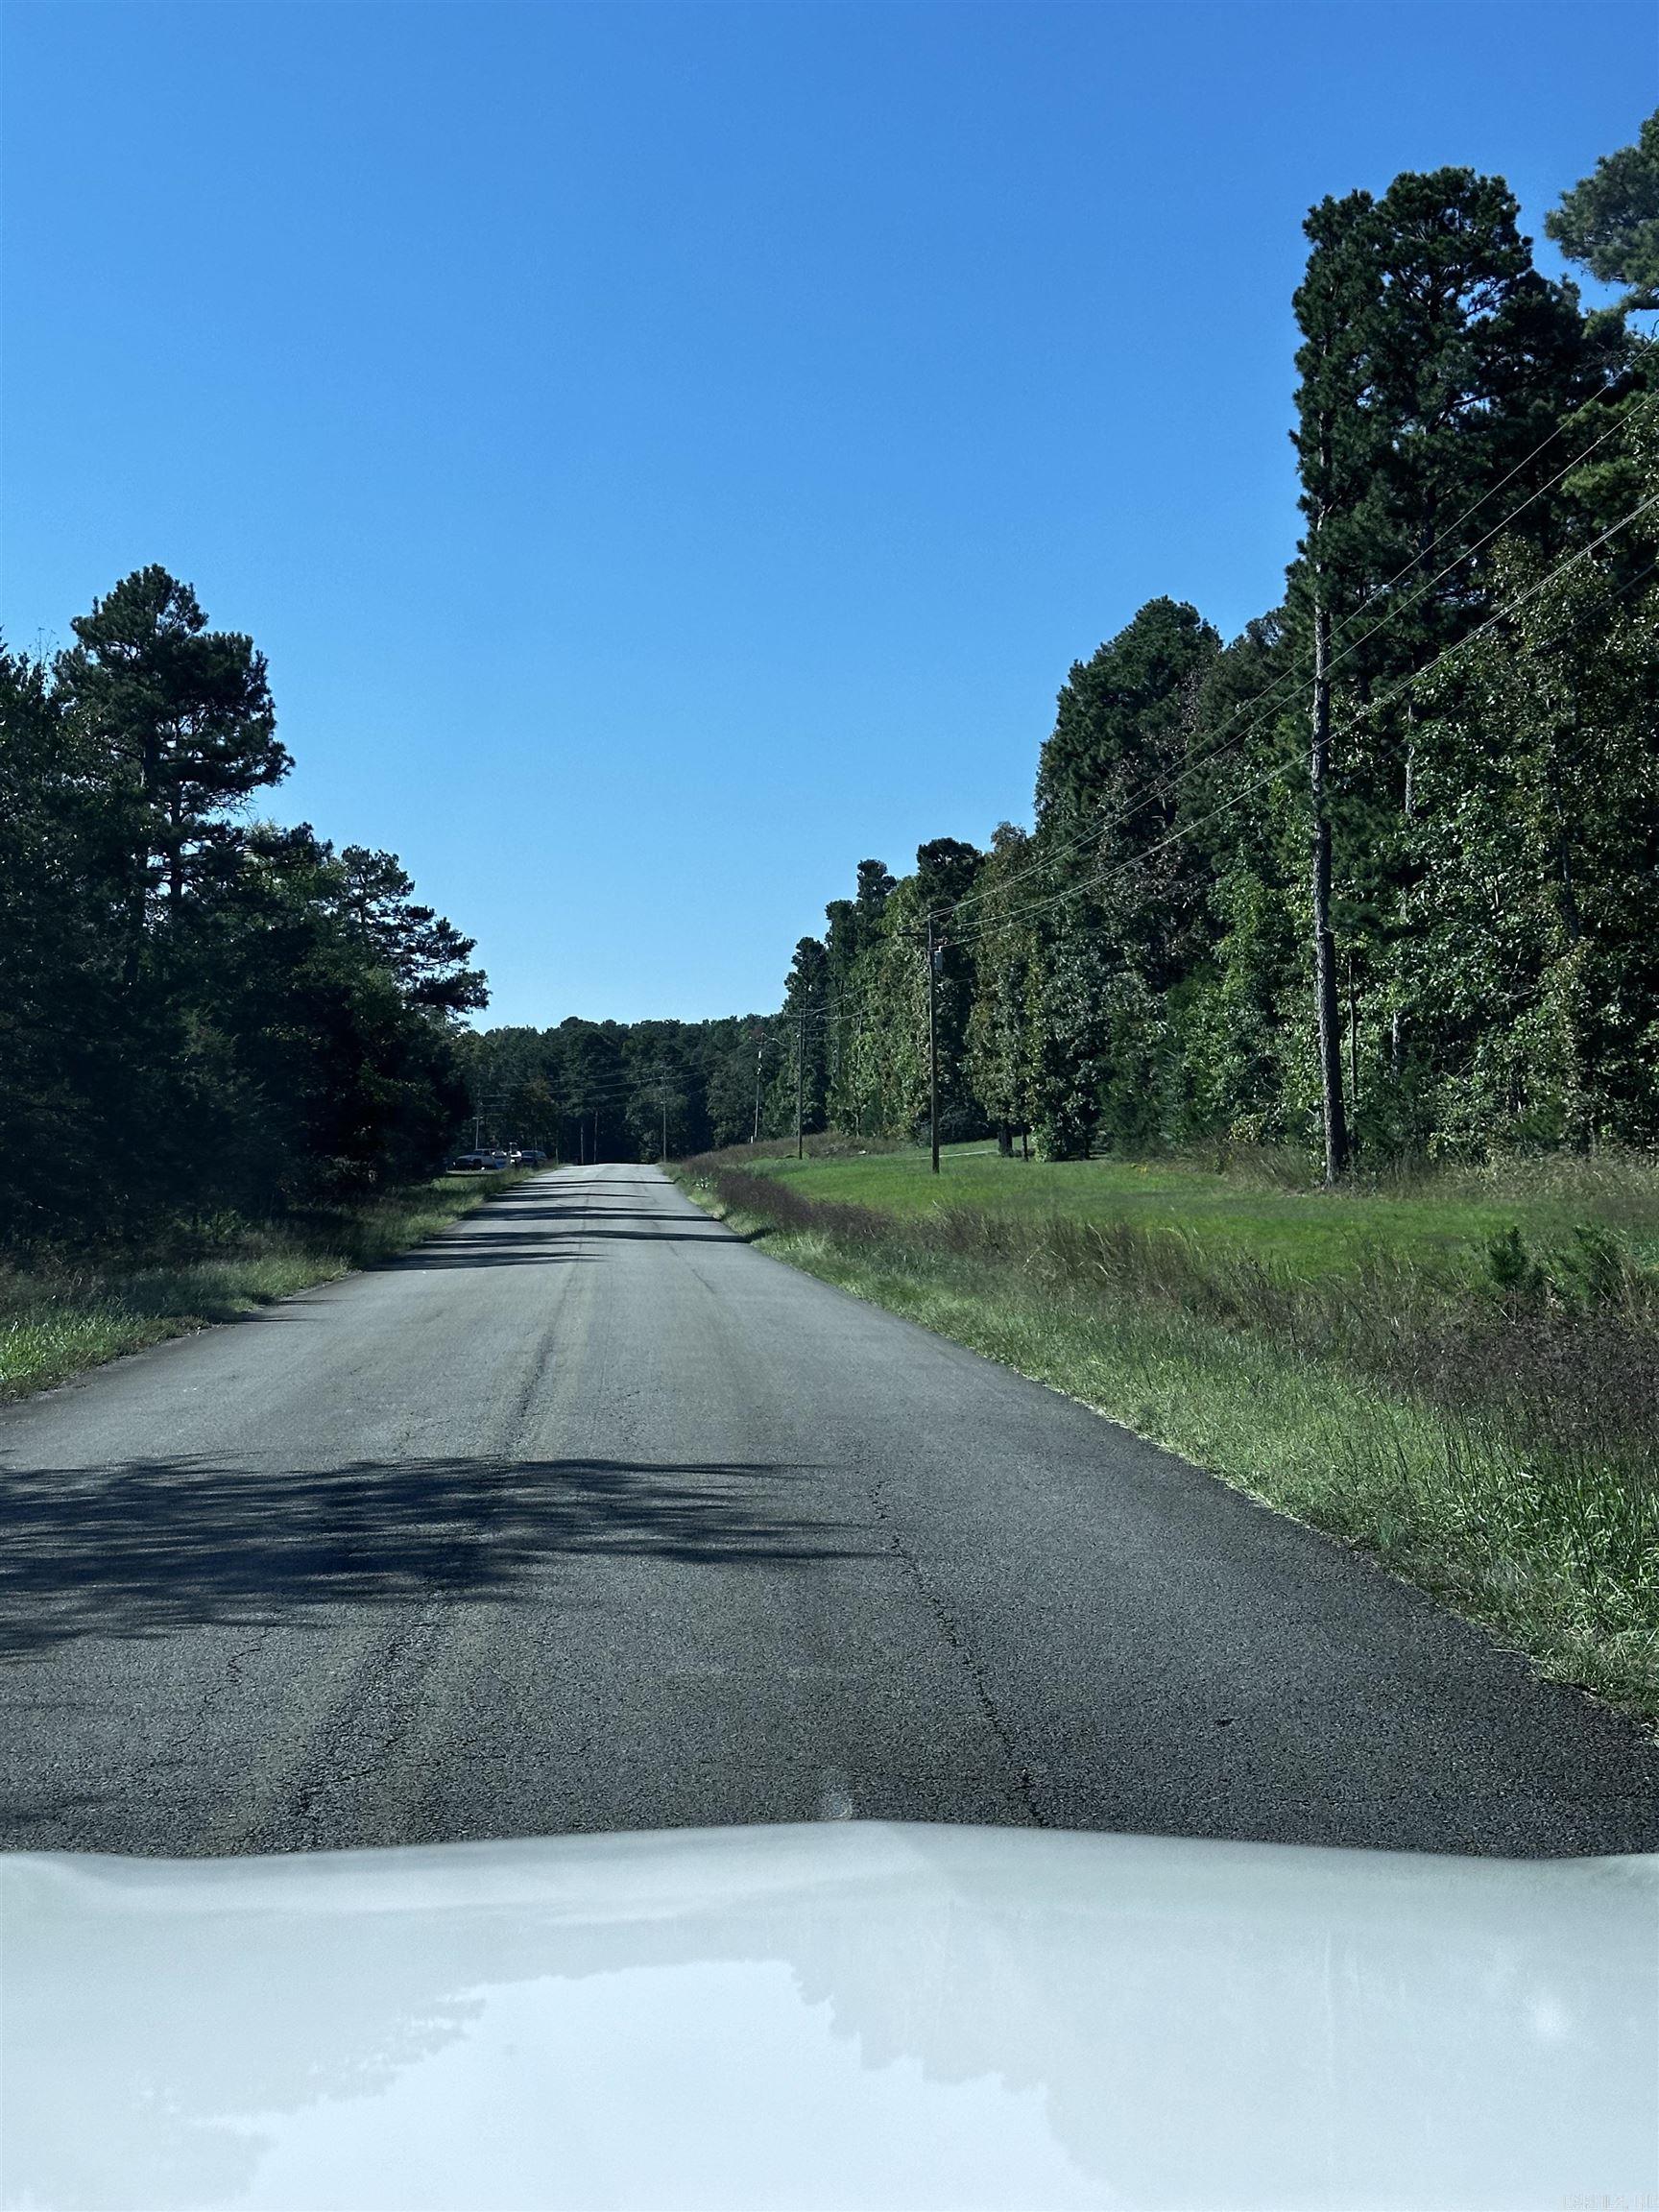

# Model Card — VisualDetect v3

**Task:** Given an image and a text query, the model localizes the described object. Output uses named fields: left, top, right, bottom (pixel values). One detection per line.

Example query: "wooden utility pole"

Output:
left=753, top=1036, right=764, bottom=1144
left=926, top=913, right=940, bottom=1176
left=796, top=1001, right=805, bottom=1160
left=1310, top=584, right=1349, bottom=1185
left=660, top=1089, right=668, bottom=1164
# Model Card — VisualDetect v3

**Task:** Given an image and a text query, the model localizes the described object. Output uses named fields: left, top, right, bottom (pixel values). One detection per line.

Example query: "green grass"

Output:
left=677, top=1145, right=1659, bottom=1726
left=0, top=1169, right=528, bottom=1404
left=738, top=1139, right=1659, bottom=1283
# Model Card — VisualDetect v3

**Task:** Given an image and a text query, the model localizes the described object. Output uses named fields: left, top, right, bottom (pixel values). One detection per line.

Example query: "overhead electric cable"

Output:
left=945, top=372, right=1659, bottom=926
left=935, top=489, right=1659, bottom=955
left=744, top=364, right=1659, bottom=1084
left=792, top=382, right=1659, bottom=1061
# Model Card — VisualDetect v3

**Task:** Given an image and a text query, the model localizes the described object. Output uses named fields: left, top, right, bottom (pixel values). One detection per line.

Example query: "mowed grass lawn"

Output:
left=742, top=1140, right=1659, bottom=1285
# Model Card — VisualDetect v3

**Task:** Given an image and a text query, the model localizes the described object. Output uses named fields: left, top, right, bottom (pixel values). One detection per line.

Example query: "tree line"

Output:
left=764, top=121, right=1659, bottom=1171
left=14, top=123, right=1656, bottom=1213
left=454, top=1019, right=775, bottom=1164
left=465, top=123, right=1659, bottom=1176
left=1, top=566, right=487, bottom=1247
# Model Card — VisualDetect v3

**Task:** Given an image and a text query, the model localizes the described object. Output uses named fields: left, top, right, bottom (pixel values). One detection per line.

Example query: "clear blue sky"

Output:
left=4, top=2, right=1653, bottom=1025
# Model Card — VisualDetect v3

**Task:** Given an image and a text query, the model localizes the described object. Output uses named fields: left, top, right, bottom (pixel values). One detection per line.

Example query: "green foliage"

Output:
left=1033, top=597, right=1219, bottom=832
left=963, top=825, right=1043, bottom=1148
left=1484, top=1220, right=1639, bottom=1315
left=1556, top=1223, right=1631, bottom=1311
left=0, top=568, right=484, bottom=1251
left=1024, top=600, right=1223, bottom=1157
left=0, top=1169, right=522, bottom=1402
left=1547, top=108, right=1659, bottom=312
left=453, top=1012, right=781, bottom=1162
left=1485, top=1225, right=1545, bottom=1300
left=732, top=132, right=1659, bottom=1180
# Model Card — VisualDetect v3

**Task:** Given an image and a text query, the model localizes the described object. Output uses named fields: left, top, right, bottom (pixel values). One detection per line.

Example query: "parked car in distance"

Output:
left=449, top=1151, right=512, bottom=1172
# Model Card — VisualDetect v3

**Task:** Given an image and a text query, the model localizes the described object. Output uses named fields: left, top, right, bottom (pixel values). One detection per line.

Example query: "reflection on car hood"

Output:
left=4, top=1821, right=1655, bottom=2210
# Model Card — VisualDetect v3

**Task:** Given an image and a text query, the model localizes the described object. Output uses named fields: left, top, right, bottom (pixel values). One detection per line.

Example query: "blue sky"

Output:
left=4, top=1, right=1654, bottom=1025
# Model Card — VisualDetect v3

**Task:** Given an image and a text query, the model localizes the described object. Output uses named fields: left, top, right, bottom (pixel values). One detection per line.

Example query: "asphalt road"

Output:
left=2, top=1165, right=1655, bottom=1857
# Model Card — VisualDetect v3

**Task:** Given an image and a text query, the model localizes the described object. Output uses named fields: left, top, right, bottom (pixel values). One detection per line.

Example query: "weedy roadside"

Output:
left=0, top=1169, right=527, bottom=1404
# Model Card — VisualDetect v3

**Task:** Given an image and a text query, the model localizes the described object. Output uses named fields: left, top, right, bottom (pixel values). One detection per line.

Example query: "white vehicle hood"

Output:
left=3, top=1820, right=1655, bottom=2211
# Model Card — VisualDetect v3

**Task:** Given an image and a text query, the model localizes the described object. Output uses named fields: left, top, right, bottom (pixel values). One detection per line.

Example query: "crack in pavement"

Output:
left=868, top=1477, right=1046, bottom=1828
left=259, top=1604, right=455, bottom=1848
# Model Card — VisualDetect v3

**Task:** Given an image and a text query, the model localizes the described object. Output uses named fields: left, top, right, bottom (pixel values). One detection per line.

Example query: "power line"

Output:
left=499, top=498, right=1658, bottom=1159
left=809, top=535, right=1654, bottom=1158
left=945, top=370, right=1659, bottom=928
left=794, top=478, right=1659, bottom=1062
left=760, top=340, right=1659, bottom=1079
left=487, top=374, right=1659, bottom=1138
left=939, top=488, right=1659, bottom=955
left=786, top=389, right=1659, bottom=1053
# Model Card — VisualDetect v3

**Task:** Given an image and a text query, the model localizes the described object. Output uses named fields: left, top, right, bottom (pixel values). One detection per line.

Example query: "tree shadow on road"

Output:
left=385, top=1229, right=725, bottom=1266
left=0, top=1455, right=877, bottom=1658
left=382, top=1200, right=736, bottom=1264
left=437, top=1205, right=714, bottom=1225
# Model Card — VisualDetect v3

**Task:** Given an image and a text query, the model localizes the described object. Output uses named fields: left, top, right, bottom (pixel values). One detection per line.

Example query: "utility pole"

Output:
left=1309, top=572, right=1349, bottom=1186
left=753, top=1036, right=764, bottom=1145
left=926, top=912, right=940, bottom=1176
left=796, top=1000, right=805, bottom=1161
left=471, top=1093, right=508, bottom=1155
left=661, top=1087, right=668, bottom=1165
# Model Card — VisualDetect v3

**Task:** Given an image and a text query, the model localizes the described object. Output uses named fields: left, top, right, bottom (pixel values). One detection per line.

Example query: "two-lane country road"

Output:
left=1, top=1165, right=1655, bottom=1857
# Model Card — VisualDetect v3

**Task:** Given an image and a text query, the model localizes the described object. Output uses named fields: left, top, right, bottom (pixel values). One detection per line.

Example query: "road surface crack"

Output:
left=868, top=1480, right=1047, bottom=1827
left=272, top=1605, right=449, bottom=1845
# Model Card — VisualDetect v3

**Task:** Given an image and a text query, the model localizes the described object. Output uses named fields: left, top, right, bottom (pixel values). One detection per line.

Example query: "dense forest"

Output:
left=0, top=566, right=487, bottom=1247
left=471, top=120, right=1659, bottom=1174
